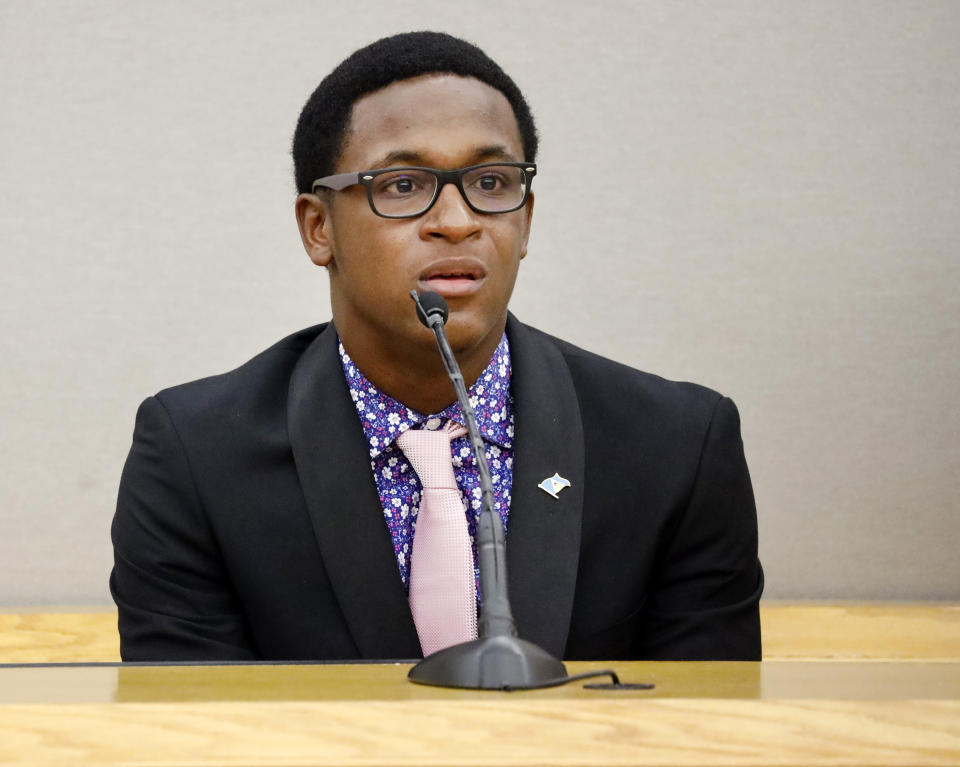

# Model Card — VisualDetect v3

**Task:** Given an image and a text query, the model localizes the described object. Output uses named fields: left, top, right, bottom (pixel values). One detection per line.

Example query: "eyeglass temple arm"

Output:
left=312, top=172, right=362, bottom=192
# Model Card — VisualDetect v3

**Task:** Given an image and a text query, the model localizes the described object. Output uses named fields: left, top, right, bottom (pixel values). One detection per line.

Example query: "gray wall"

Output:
left=1, top=0, right=957, bottom=605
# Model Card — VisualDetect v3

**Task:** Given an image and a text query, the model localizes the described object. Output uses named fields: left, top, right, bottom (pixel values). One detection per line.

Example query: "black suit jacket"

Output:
left=111, top=317, right=763, bottom=662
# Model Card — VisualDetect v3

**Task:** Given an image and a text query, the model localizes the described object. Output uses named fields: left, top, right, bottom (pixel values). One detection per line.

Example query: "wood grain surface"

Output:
left=0, top=661, right=959, bottom=766
left=760, top=602, right=960, bottom=661
left=0, top=607, right=118, bottom=663
left=3, top=661, right=960, bottom=703
left=3, top=602, right=958, bottom=663
left=1, top=698, right=958, bottom=766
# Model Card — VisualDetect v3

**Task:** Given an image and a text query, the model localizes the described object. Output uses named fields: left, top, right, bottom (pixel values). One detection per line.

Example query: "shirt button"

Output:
left=425, top=417, right=442, bottom=430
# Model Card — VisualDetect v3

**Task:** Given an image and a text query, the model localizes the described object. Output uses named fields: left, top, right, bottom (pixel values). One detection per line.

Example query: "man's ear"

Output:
left=519, top=191, right=534, bottom=260
left=295, top=193, right=334, bottom=267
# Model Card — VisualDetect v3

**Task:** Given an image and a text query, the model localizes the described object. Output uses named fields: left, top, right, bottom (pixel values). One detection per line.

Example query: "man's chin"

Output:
left=442, top=312, right=507, bottom=358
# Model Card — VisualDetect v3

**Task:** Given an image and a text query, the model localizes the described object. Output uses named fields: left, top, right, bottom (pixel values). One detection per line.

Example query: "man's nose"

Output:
left=419, top=183, right=482, bottom=242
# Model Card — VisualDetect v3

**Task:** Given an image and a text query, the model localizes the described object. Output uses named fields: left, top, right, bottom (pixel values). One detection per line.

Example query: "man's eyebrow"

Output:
left=470, top=145, right=519, bottom=163
left=371, top=150, right=425, bottom=168
left=368, top=145, right=520, bottom=169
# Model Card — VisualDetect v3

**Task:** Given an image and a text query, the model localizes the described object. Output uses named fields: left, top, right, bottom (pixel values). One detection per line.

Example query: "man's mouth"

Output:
left=418, top=260, right=486, bottom=297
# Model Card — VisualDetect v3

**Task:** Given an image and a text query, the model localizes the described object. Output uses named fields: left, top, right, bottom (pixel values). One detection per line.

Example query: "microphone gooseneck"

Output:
left=408, top=290, right=514, bottom=638
left=404, top=290, right=568, bottom=690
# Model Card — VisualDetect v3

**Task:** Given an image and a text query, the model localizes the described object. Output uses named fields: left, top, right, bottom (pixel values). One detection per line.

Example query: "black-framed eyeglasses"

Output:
left=311, top=162, right=536, bottom=219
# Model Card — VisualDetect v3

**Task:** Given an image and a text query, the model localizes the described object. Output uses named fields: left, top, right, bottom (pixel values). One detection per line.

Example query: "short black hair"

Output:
left=292, top=31, right=538, bottom=194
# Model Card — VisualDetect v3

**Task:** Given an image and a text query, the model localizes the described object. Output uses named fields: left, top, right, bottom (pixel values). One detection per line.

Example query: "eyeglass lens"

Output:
left=369, top=165, right=529, bottom=217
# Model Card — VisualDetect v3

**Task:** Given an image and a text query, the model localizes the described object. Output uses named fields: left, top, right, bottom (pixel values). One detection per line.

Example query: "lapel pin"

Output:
left=538, top=473, right=571, bottom=499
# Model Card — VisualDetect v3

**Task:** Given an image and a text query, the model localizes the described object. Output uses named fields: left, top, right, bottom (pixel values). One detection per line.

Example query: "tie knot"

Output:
left=396, top=421, right=467, bottom=489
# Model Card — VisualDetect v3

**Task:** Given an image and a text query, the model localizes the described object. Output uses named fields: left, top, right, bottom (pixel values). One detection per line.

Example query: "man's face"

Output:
left=302, top=74, right=533, bottom=362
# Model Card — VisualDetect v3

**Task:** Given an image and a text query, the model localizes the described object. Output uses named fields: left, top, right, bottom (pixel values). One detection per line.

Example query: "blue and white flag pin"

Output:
left=538, top=473, right=571, bottom=499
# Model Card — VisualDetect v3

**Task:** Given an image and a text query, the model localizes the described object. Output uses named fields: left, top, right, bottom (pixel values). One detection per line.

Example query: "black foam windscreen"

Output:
left=413, top=290, right=449, bottom=327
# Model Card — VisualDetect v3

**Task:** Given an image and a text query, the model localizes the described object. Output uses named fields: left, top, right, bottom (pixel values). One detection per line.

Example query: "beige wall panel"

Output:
left=0, top=0, right=957, bottom=603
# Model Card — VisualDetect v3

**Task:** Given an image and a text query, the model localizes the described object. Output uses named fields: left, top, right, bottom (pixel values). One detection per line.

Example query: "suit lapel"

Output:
left=287, top=324, right=421, bottom=659
left=505, top=316, right=585, bottom=658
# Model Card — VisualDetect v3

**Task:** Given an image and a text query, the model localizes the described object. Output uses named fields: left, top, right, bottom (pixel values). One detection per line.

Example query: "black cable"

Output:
left=501, top=669, right=654, bottom=691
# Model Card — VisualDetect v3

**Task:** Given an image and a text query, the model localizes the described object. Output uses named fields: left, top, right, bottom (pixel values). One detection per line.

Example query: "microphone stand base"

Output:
left=408, top=634, right=567, bottom=690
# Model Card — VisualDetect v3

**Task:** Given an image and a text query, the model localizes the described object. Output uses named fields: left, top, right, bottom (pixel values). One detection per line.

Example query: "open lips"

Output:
left=418, top=260, right=486, bottom=297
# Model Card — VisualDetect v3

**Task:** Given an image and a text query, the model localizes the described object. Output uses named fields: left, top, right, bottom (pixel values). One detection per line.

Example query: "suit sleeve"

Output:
left=110, top=396, right=257, bottom=661
left=636, top=396, right=763, bottom=660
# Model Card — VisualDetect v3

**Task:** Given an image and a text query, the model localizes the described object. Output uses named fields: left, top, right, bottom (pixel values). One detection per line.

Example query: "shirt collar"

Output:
left=339, top=334, right=513, bottom=459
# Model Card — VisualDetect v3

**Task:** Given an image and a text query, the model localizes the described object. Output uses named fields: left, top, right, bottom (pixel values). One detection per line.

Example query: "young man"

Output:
left=111, top=32, right=763, bottom=662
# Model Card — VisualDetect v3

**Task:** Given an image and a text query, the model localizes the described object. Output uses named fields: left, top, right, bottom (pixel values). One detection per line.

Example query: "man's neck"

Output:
left=336, top=319, right=505, bottom=415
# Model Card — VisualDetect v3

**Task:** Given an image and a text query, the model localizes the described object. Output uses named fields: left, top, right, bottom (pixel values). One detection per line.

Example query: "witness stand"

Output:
left=1, top=603, right=958, bottom=766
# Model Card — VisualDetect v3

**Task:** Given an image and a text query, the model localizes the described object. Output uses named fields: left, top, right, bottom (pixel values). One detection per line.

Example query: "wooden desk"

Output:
left=0, top=607, right=119, bottom=664
left=1, top=661, right=958, bottom=766
left=3, top=602, right=959, bottom=663
left=760, top=602, right=960, bottom=661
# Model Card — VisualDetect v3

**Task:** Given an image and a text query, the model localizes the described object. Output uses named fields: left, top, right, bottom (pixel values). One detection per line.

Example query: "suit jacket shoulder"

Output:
left=153, top=324, right=328, bottom=424
left=519, top=321, right=723, bottom=425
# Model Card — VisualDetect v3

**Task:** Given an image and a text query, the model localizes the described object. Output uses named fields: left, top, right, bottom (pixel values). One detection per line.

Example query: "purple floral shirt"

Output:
left=338, top=335, right=514, bottom=593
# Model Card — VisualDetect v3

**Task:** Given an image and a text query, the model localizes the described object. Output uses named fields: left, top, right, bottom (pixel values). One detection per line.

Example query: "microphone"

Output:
left=405, top=290, right=567, bottom=689
left=412, top=290, right=448, bottom=328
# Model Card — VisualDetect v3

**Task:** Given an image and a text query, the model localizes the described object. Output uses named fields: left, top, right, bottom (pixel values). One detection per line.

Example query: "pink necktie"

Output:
left=397, top=421, right=478, bottom=655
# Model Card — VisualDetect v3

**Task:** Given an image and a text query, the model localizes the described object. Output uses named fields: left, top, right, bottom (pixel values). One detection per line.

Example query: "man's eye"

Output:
left=473, top=174, right=508, bottom=193
left=384, top=176, right=418, bottom=194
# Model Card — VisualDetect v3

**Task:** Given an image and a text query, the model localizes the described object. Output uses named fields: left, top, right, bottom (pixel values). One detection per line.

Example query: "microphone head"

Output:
left=410, top=290, right=449, bottom=328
